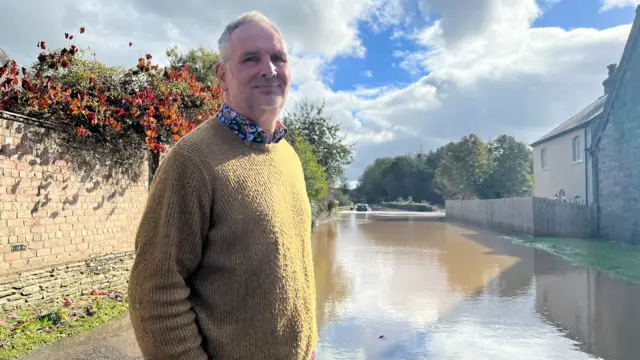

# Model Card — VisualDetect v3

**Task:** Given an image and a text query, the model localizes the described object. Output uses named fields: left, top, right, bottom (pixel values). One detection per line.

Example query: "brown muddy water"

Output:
left=19, top=211, right=640, bottom=360
left=312, top=212, right=640, bottom=360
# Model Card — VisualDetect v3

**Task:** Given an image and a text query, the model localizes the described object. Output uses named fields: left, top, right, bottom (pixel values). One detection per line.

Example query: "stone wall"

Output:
left=596, top=22, right=640, bottom=244
left=0, top=252, right=133, bottom=310
left=0, top=112, right=150, bottom=309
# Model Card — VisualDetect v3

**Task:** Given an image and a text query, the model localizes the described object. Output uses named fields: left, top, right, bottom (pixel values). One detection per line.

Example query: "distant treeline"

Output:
left=350, top=134, right=533, bottom=205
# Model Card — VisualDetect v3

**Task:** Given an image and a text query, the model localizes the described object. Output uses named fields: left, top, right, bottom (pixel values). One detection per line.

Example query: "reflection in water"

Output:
left=534, top=254, right=640, bottom=360
left=312, top=213, right=640, bottom=360
left=312, top=222, right=350, bottom=332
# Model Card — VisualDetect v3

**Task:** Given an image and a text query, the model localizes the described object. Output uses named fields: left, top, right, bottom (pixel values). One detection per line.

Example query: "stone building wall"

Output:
left=0, top=112, right=150, bottom=309
left=596, top=24, right=640, bottom=244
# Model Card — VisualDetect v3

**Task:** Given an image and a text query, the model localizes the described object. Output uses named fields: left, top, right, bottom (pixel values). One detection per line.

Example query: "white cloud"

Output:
left=127, top=0, right=383, bottom=59
left=289, top=56, right=328, bottom=85
left=289, top=0, right=634, bottom=178
left=601, top=0, right=640, bottom=11
left=406, top=22, right=631, bottom=87
left=363, top=70, right=374, bottom=77
left=0, top=0, right=389, bottom=66
left=364, top=0, right=410, bottom=30
left=0, top=0, right=636, bottom=181
left=417, top=0, right=540, bottom=48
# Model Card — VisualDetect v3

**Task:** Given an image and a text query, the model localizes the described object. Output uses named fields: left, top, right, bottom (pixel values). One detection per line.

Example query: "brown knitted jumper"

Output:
left=128, top=118, right=317, bottom=360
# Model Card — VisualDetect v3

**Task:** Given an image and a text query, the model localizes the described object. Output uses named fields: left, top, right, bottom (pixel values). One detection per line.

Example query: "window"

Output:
left=541, top=148, right=548, bottom=169
left=572, top=136, right=582, bottom=162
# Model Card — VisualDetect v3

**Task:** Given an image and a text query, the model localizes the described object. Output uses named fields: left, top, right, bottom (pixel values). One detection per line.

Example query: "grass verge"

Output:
left=381, top=202, right=437, bottom=212
left=0, top=290, right=128, bottom=360
left=506, top=236, right=640, bottom=284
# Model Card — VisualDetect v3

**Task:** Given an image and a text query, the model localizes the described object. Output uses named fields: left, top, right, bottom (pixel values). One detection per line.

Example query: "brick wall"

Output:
left=0, top=112, right=150, bottom=308
left=597, top=32, right=640, bottom=244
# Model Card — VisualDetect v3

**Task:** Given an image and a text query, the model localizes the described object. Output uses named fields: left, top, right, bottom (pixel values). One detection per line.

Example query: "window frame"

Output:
left=572, top=135, right=582, bottom=162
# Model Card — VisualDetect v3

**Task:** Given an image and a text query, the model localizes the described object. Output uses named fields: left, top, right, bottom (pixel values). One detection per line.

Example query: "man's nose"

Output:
left=260, top=58, right=277, bottom=78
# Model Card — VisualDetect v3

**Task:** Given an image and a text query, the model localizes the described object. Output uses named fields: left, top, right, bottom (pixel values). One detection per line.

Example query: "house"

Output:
left=590, top=5, right=640, bottom=243
left=531, top=5, right=640, bottom=217
left=529, top=71, right=611, bottom=206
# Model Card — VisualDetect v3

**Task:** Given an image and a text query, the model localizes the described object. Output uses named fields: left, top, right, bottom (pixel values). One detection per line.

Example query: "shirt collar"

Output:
left=216, top=103, right=287, bottom=145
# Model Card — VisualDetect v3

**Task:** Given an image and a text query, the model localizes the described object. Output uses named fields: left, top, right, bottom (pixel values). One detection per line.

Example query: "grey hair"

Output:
left=217, top=11, right=283, bottom=64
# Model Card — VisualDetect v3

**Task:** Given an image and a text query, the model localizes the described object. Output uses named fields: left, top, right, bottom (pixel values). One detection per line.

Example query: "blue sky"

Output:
left=328, top=0, right=637, bottom=94
left=535, top=0, right=637, bottom=29
left=329, top=26, right=421, bottom=92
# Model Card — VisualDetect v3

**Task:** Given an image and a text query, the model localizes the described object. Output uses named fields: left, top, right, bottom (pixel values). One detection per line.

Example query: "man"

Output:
left=128, top=11, right=317, bottom=360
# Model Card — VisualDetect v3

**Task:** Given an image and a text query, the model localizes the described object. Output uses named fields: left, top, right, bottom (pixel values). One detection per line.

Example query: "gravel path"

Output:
left=19, top=313, right=143, bottom=360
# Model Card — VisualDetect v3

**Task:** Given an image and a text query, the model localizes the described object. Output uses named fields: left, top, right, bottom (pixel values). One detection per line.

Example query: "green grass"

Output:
left=0, top=291, right=129, bottom=360
left=381, top=202, right=436, bottom=212
left=506, top=236, right=640, bottom=284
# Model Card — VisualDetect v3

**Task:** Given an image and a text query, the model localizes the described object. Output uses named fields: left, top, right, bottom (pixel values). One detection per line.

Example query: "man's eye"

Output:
left=243, top=56, right=259, bottom=63
left=273, top=56, right=287, bottom=64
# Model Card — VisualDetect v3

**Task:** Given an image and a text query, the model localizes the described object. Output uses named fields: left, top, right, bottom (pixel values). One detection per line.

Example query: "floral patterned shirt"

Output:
left=216, top=103, right=287, bottom=144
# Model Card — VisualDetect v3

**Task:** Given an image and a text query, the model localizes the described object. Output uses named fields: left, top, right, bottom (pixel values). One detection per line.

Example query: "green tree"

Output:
left=353, top=152, right=443, bottom=205
left=282, top=99, right=354, bottom=187
left=165, top=45, right=219, bottom=87
left=413, top=151, right=443, bottom=204
left=434, top=134, right=491, bottom=200
left=337, top=179, right=352, bottom=195
left=332, top=179, right=353, bottom=206
left=353, top=133, right=532, bottom=204
left=287, top=133, right=328, bottom=202
left=353, top=157, right=394, bottom=203
left=381, top=155, right=416, bottom=200
left=479, top=135, right=533, bottom=198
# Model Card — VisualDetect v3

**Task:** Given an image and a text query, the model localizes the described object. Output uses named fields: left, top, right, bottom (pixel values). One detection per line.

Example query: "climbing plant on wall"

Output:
left=0, top=27, right=224, bottom=179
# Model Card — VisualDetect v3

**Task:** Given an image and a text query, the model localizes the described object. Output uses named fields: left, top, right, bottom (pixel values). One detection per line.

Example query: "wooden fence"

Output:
left=445, top=197, right=596, bottom=238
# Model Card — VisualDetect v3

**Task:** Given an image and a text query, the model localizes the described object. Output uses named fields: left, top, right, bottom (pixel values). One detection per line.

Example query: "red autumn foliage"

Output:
left=90, top=289, right=103, bottom=296
left=0, top=27, right=223, bottom=154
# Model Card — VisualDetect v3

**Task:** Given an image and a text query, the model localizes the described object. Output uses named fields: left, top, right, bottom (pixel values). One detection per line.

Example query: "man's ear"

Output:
left=215, top=62, right=228, bottom=91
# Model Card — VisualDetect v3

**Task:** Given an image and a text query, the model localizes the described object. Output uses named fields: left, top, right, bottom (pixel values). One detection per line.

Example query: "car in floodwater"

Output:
left=355, top=203, right=371, bottom=212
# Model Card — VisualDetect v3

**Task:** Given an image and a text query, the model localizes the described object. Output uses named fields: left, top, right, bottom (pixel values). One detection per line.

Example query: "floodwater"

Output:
left=20, top=211, right=640, bottom=360
left=312, top=212, right=640, bottom=360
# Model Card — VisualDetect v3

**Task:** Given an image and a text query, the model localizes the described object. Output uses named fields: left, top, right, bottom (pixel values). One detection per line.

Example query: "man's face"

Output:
left=216, top=21, right=290, bottom=120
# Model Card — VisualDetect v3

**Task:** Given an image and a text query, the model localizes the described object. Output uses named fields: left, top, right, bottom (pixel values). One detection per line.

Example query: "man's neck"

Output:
left=256, top=115, right=277, bottom=141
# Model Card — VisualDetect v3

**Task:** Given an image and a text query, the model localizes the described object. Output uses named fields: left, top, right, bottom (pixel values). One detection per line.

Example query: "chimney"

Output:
left=602, top=63, right=617, bottom=95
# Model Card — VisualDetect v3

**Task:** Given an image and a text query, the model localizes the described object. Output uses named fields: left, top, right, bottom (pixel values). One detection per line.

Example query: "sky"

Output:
left=1, top=0, right=639, bottom=182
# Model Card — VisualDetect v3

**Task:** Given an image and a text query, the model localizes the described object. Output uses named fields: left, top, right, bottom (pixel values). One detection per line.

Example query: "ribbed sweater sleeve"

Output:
left=128, top=145, right=212, bottom=360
